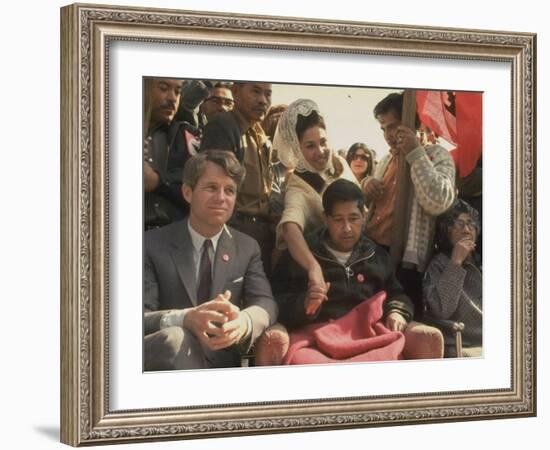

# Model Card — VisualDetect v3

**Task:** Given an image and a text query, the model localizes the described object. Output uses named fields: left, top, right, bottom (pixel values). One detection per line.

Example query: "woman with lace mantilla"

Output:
left=273, top=99, right=357, bottom=316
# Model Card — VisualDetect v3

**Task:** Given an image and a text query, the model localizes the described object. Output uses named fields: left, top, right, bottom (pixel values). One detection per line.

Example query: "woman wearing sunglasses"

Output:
left=345, top=142, right=375, bottom=184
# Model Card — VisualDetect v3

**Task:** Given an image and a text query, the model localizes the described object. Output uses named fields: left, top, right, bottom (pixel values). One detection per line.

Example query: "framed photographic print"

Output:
left=60, top=3, right=536, bottom=446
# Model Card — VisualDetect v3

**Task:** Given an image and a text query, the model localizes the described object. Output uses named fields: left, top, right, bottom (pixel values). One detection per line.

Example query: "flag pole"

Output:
left=389, top=89, right=416, bottom=268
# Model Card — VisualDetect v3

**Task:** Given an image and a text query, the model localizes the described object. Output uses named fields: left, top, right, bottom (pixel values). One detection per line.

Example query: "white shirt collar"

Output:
left=324, top=241, right=352, bottom=265
left=187, top=221, right=226, bottom=254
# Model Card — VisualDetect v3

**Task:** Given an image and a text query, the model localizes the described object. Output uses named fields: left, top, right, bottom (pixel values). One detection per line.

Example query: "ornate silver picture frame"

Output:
left=60, top=3, right=536, bottom=446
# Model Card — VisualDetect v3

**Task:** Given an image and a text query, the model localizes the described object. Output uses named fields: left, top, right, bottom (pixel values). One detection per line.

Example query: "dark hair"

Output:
left=322, top=179, right=366, bottom=216
left=213, top=81, right=233, bottom=90
left=434, top=199, right=481, bottom=254
left=183, top=150, right=245, bottom=190
left=373, top=92, right=420, bottom=129
left=295, top=110, right=326, bottom=142
left=346, top=142, right=375, bottom=177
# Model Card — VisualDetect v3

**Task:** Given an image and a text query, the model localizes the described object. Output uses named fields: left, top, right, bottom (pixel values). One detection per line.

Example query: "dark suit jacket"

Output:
left=145, top=120, right=199, bottom=228
left=200, top=111, right=245, bottom=162
left=144, top=219, right=278, bottom=367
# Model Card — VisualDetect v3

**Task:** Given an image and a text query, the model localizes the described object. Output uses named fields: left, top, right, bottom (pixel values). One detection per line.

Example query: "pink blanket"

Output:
left=283, top=291, right=405, bottom=365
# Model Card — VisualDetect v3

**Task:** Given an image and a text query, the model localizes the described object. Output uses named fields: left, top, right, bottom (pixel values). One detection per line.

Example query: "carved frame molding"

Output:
left=60, top=3, right=536, bottom=446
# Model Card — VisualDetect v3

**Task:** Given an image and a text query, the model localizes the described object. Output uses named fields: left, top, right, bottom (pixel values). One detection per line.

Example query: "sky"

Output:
left=271, top=83, right=400, bottom=159
left=179, top=78, right=455, bottom=159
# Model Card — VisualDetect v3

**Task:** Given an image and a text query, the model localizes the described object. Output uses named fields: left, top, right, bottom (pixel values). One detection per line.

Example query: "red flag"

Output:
left=416, top=90, right=457, bottom=144
left=452, top=92, right=483, bottom=178
left=416, top=90, right=482, bottom=178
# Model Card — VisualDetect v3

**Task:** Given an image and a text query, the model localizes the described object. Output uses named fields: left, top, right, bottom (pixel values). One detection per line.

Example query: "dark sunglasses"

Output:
left=351, top=154, right=370, bottom=162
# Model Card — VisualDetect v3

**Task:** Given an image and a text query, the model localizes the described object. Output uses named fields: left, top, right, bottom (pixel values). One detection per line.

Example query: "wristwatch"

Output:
left=159, top=309, right=188, bottom=329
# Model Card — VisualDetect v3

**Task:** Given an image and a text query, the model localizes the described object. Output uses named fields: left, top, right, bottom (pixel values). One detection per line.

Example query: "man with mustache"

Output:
left=200, top=82, right=276, bottom=275
left=144, top=78, right=201, bottom=230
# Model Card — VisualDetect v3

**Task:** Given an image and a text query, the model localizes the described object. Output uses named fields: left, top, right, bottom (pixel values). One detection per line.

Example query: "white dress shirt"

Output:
left=159, top=223, right=252, bottom=343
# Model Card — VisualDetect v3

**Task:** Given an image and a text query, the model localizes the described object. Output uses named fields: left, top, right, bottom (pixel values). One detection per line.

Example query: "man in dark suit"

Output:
left=144, top=150, right=278, bottom=370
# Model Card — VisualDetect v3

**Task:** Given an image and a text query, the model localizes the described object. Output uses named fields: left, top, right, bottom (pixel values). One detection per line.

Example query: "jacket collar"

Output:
left=305, top=226, right=376, bottom=265
left=232, top=108, right=254, bottom=134
left=169, top=218, right=235, bottom=305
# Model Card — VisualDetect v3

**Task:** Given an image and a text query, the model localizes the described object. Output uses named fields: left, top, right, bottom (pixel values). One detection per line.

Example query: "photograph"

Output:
left=142, top=78, right=483, bottom=372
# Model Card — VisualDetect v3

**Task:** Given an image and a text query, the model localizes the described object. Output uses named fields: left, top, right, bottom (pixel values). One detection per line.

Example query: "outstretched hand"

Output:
left=304, top=281, right=331, bottom=316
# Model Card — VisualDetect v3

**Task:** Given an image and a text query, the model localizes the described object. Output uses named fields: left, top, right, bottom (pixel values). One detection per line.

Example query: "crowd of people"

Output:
left=142, top=78, right=483, bottom=371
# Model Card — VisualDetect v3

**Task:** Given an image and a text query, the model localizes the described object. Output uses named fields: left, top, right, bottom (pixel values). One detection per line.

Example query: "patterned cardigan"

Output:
left=365, top=145, right=456, bottom=272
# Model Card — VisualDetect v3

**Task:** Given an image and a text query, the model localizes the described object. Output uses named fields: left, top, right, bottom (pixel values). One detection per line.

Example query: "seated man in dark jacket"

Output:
left=272, top=179, right=414, bottom=333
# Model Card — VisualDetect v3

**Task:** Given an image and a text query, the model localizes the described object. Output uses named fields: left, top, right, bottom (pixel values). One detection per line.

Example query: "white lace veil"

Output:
left=273, top=98, right=334, bottom=174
